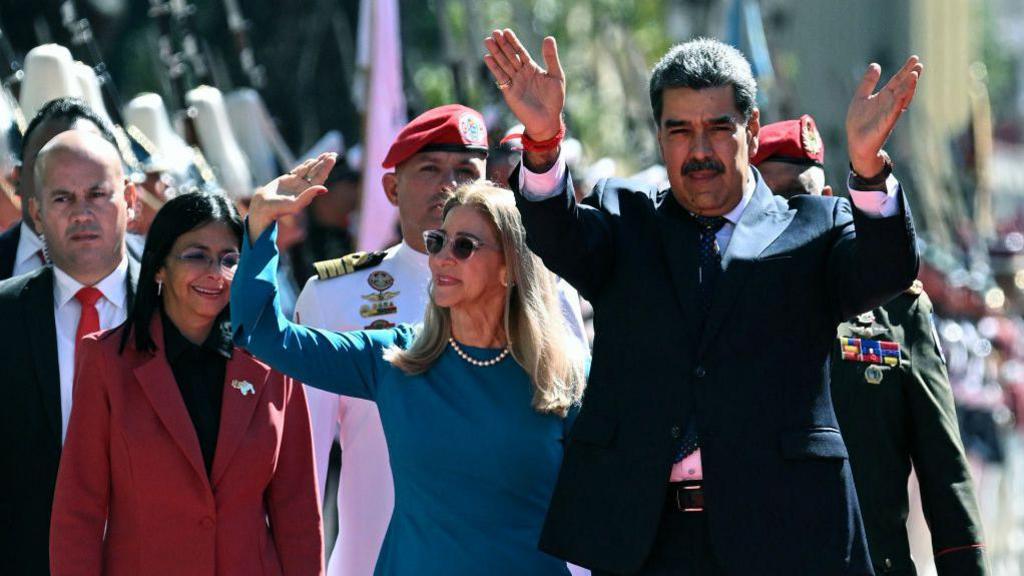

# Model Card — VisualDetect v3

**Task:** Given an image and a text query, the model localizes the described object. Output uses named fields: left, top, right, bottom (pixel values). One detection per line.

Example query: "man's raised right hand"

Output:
left=483, top=29, right=565, bottom=143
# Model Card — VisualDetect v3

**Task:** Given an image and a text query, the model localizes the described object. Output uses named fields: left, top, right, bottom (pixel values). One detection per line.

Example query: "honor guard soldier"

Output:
left=294, top=104, right=586, bottom=576
left=754, top=116, right=988, bottom=576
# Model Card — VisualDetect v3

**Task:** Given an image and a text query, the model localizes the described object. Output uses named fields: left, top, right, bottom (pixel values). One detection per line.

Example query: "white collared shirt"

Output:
left=13, top=221, right=46, bottom=277
left=52, top=257, right=129, bottom=443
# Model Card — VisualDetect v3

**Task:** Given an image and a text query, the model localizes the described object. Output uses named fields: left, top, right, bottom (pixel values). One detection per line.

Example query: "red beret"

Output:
left=382, top=104, right=489, bottom=169
left=751, top=114, right=825, bottom=167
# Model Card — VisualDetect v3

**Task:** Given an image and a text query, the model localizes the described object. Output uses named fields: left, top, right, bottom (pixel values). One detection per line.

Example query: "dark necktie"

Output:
left=693, top=214, right=728, bottom=314
left=674, top=213, right=728, bottom=463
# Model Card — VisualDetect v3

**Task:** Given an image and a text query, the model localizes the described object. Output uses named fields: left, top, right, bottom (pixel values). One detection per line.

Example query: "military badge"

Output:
left=839, top=337, right=901, bottom=367
left=368, top=271, right=395, bottom=292
left=360, top=271, right=400, bottom=318
left=864, top=364, right=885, bottom=384
left=801, top=116, right=822, bottom=157
left=365, top=319, right=396, bottom=330
left=856, top=311, right=875, bottom=325
left=459, top=112, right=487, bottom=145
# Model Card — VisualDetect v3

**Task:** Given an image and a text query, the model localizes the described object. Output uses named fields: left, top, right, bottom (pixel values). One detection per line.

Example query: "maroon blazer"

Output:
left=51, top=316, right=324, bottom=576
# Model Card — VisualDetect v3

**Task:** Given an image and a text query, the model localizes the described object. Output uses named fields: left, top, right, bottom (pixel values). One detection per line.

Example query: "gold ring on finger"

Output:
left=496, top=79, right=512, bottom=90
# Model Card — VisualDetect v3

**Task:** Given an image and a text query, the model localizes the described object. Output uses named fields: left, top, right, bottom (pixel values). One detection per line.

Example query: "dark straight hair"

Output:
left=22, top=97, right=118, bottom=160
left=120, top=191, right=243, bottom=354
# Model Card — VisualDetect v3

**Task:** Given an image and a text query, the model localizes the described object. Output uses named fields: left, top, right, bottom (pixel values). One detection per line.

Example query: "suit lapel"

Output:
left=211, top=351, right=270, bottom=486
left=698, top=180, right=795, bottom=357
left=23, top=268, right=62, bottom=444
left=656, top=194, right=701, bottom=344
left=133, top=316, right=208, bottom=482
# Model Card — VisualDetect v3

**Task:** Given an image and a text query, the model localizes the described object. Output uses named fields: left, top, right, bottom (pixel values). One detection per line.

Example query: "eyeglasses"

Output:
left=174, top=249, right=241, bottom=272
left=422, top=229, right=495, bottom=261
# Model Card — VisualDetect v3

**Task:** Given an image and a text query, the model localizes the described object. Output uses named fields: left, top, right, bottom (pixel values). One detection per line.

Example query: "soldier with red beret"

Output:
left=754, top=116, right=989, bottom=576
left=751, top=114, right=832, bottom=198
left=292, top=104, right=586, bottom=576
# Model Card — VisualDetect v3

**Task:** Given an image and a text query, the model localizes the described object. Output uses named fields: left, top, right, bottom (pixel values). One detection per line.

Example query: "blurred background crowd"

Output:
left=0, top=1, right=1023, bottom=574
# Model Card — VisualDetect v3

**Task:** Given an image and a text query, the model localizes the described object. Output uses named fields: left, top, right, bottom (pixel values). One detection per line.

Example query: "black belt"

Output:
left=667, top=481, right=705, bottom=513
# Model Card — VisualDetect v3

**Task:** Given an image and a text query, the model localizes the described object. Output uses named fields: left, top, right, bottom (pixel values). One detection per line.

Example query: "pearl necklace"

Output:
left=448, top=337, right=510, bottom=367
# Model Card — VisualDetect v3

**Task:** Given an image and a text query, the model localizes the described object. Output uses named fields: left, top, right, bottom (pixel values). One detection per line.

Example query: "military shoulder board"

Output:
left=314, top=251, right=387, bottom=280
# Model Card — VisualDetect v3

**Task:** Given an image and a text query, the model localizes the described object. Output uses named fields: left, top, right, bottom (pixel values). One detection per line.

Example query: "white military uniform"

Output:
left=295, top=240, right=589, bottom=576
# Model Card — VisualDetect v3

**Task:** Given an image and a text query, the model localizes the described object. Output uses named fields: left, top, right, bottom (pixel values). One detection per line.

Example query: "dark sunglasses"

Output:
left=422, top=229, right=494, bottom=260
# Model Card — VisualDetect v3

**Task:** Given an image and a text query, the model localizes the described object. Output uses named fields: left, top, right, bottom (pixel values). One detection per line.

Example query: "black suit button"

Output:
left=670, top=425, right=681, bottom=439
left=693, top=366, right=707, bottom=378
left=884, top=558, right=893, bottom=571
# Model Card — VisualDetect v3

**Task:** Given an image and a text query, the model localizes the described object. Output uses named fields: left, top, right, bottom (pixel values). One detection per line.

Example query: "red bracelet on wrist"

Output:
left=502, top=122, right=565, bottom=153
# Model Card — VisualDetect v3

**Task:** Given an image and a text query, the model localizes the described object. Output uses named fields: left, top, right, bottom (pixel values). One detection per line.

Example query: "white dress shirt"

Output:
left=52, top=258, right=129, bottom=443
left=294, top=240, right=589, bottom=576
left=13, top=221, right=46, bottom=277
left=520, top=151, right=902, bottom=482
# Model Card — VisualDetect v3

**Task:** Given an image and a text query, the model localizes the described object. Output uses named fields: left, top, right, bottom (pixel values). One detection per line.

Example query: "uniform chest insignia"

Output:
left=839, top=336, right=901, bottom=367
left=864, top=364, right=885, bottom=384
left=360, top=270, right=400, bottom=318
left=368, top=270, right=395, bottom=291
left=365, top=319, right=396, bottom=330
left=847, top=323, right=888, bottom=339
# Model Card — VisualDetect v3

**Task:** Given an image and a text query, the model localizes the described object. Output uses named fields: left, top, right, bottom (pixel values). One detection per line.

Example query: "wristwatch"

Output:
left=849, top=150, right=893, bottom=191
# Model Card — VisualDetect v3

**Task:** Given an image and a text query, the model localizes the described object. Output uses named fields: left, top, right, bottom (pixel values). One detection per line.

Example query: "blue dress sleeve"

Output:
left=230, top=221, right=412, bottom=400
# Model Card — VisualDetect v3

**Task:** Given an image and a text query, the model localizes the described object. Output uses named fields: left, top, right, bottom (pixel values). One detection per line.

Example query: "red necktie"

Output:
left=74, top=286, right=104, bottom=345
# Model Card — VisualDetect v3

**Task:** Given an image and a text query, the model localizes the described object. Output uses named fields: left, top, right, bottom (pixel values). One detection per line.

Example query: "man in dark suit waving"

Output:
left=484, top=31, right=923, bottom=575
left=0, top=130, right=139, bottom=575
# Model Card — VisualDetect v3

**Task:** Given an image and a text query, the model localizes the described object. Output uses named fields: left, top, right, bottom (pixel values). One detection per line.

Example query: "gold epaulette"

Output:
left=905, top=279, right=924, bottom=296
left=314, top=251, right=387, bottom=280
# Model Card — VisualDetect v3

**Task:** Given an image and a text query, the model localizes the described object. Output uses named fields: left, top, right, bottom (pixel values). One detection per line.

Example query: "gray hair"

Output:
left=649, top=38, right=757, bottom=123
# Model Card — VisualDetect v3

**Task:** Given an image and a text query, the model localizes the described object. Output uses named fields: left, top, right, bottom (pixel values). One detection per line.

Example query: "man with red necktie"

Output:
left=0, top=130, right=140, bottom=575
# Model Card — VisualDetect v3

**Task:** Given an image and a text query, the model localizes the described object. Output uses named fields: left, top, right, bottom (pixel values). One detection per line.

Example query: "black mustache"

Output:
left=683, top=159, right=725, bottom=175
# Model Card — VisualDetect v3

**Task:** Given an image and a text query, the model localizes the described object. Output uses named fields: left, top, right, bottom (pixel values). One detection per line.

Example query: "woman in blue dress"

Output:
left=231, top=153, right=588, bottom=576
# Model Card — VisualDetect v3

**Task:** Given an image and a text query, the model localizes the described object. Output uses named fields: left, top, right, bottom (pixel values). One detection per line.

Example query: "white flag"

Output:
left=357, top=0, right=406, bottom=251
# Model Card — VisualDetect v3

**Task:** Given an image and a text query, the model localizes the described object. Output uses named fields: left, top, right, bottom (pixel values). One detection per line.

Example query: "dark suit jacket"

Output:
left=512, top=168, right=919, bottom=575
left=0, top=219, right=21, bottom=280
left=0, top=259, right=139, bottom=575
left=833, top=290, right=987, bottom=575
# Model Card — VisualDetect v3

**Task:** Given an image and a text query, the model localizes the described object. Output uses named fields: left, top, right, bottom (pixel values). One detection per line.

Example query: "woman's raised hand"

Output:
left=247, top=153, right=337, bottom=242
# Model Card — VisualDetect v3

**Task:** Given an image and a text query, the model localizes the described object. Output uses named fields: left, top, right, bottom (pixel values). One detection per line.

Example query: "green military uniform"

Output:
left=831, top=282, right=988, bottom=575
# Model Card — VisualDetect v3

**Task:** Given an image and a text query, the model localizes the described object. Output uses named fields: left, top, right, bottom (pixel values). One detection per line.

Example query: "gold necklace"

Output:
left=448, top=337, right=510, bottom=367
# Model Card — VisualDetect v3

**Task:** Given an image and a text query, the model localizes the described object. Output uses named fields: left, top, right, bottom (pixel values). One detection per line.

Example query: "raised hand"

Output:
left=483, top=29, right=565, bottom=141
left=846, top=56, right=924, bottom=177
left=247, top=152, right=336, bottom=242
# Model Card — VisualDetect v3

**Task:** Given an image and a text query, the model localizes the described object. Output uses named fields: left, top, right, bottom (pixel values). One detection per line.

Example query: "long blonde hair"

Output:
left=384, top=181, right=586, bottom=416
